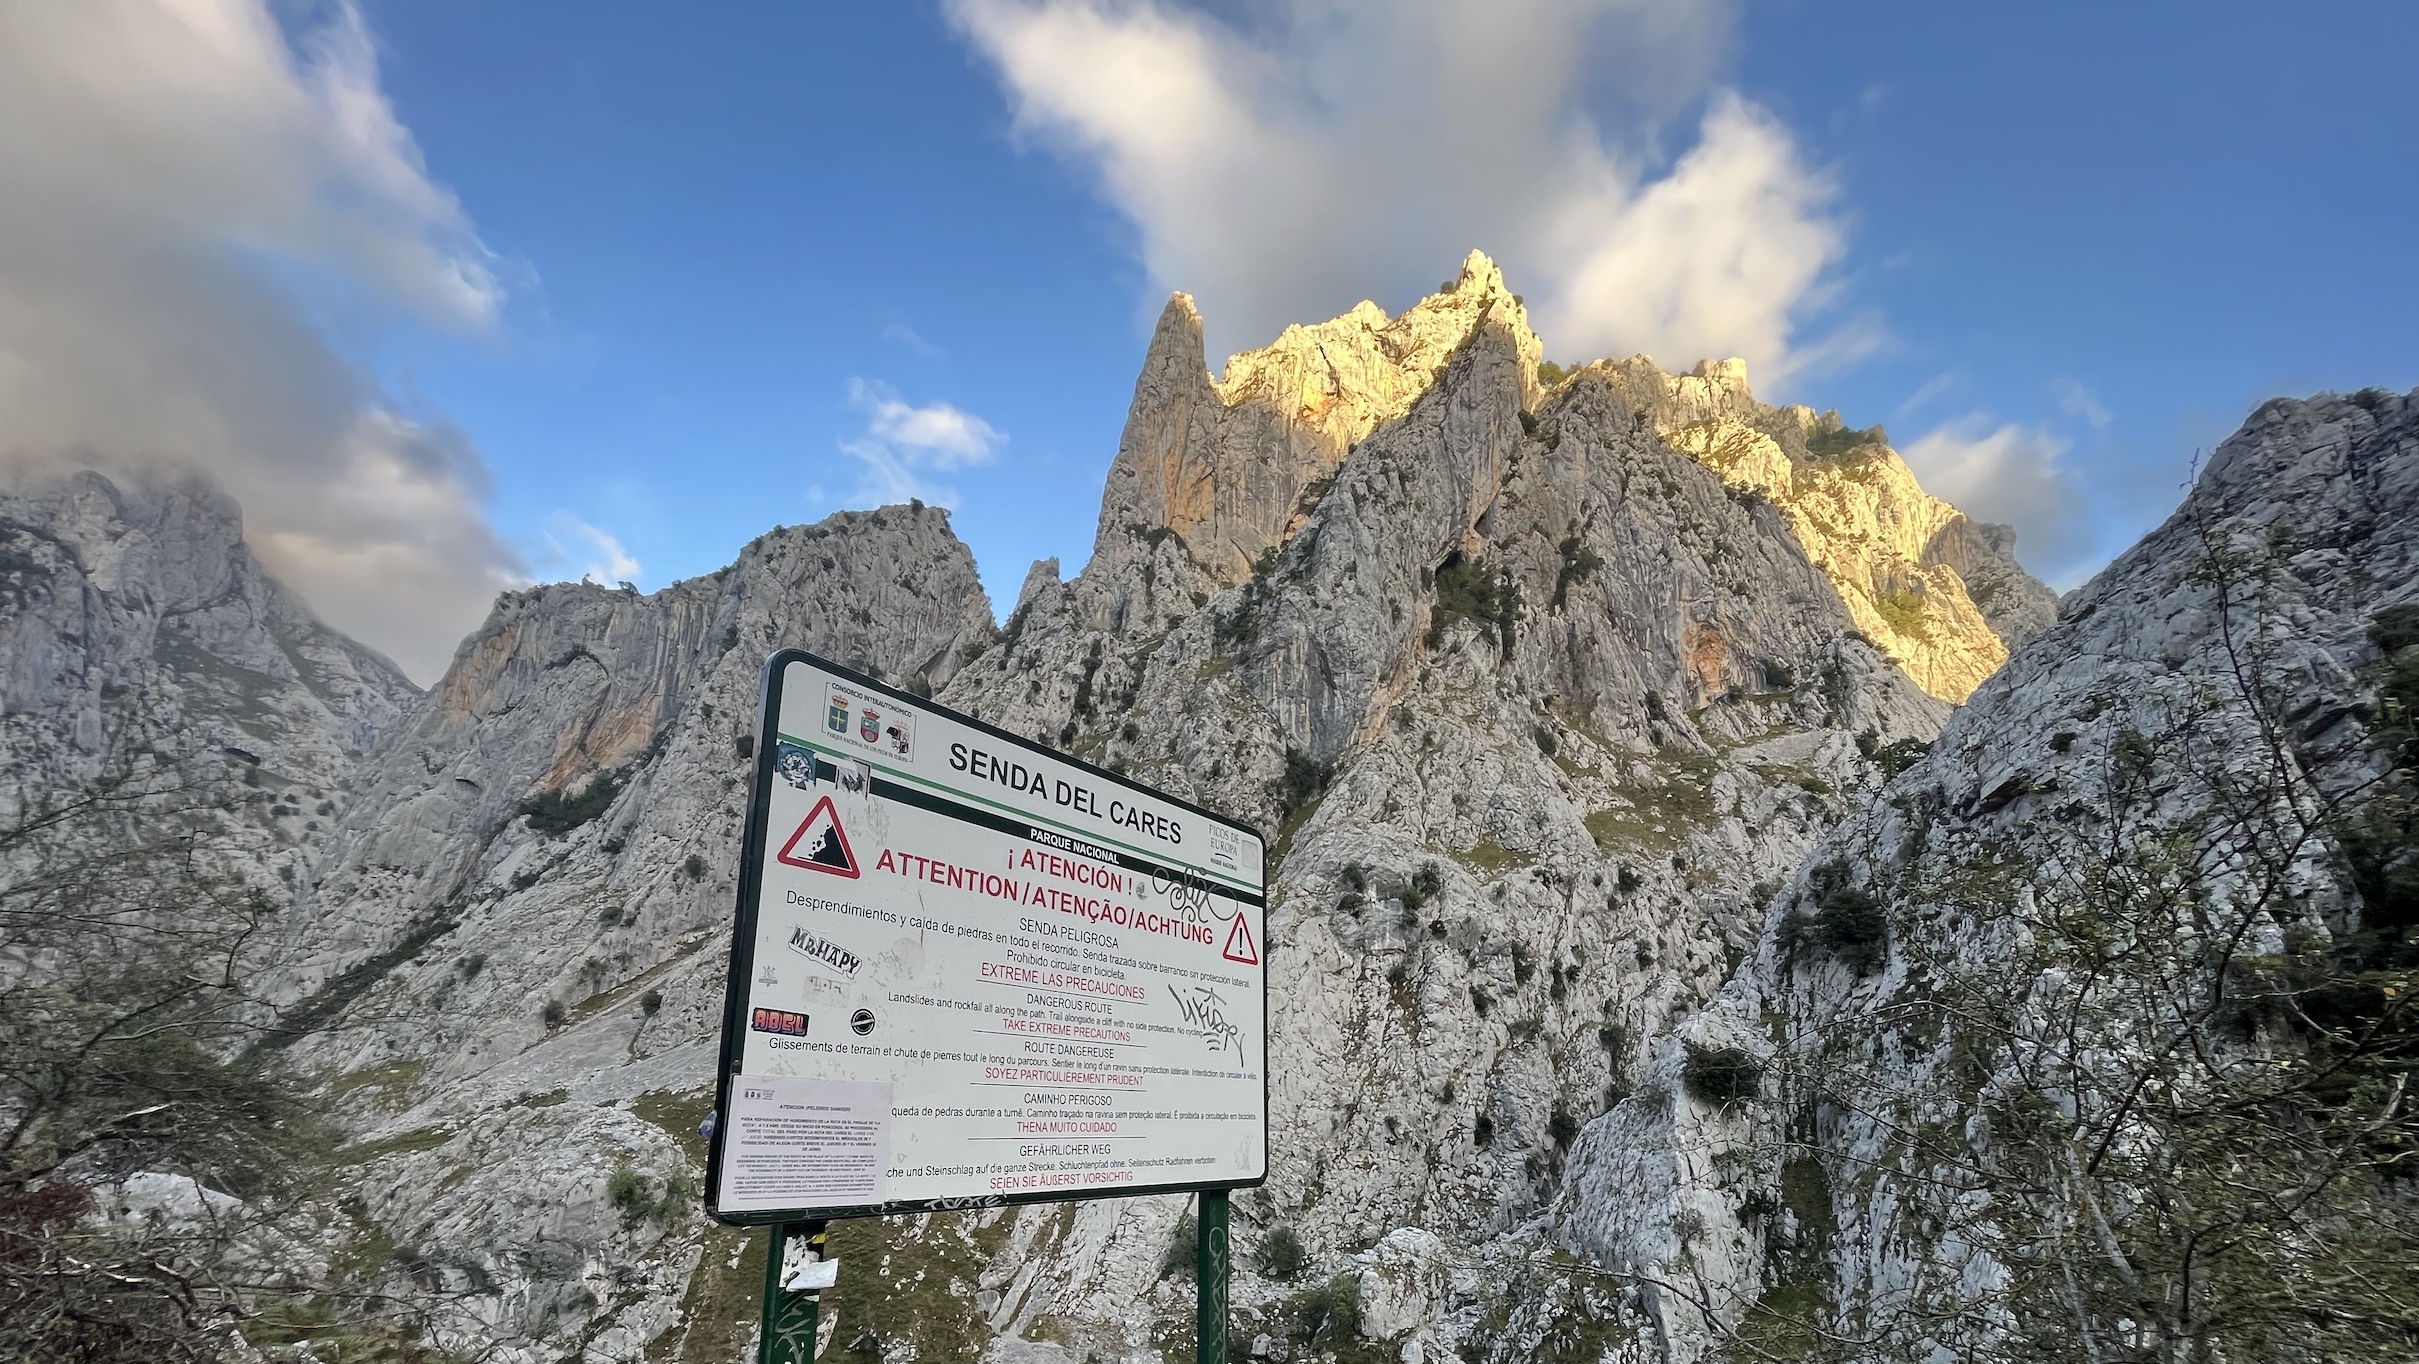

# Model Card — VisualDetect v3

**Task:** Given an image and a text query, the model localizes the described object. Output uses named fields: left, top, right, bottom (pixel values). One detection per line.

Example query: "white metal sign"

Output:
left=709, top=650, right=1269, bottom=1221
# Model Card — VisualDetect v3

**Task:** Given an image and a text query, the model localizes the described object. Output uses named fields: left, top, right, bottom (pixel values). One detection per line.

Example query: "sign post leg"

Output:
left=1197, top=1190, right=1230, bottom=1364
left=759, top=1220, right=827, bottom=1364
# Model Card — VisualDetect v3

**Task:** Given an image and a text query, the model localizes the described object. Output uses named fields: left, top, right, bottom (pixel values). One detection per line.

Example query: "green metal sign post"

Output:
left=754, top=1194, right=1228, bottom=1364
left=758, top=1221, right=827, bottom=1364
left=1197, top=1189, right=1230, bottom=1364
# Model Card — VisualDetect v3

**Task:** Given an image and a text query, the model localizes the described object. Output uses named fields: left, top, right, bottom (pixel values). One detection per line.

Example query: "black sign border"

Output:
left=708, top=648, right=1271, bottom=1226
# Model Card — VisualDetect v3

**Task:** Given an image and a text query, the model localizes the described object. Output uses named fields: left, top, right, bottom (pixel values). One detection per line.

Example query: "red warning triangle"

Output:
left=1221, top=912, right=1259, bottom=966
left=776, top=796, right=859, bottom=878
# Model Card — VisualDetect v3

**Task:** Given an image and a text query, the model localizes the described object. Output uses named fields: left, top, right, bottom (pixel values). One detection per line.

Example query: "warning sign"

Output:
left=775, top=796, right=858, bottom=877
left=709, top=650, right=1269, bottom=1224
left=1221, top=913, right=1258, bottom=965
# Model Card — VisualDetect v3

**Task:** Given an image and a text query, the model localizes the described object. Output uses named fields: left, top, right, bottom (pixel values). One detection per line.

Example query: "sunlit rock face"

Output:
left=1082, top=249, right=1543, bottom=633
left=1594, top=356, right=2056, bottom=704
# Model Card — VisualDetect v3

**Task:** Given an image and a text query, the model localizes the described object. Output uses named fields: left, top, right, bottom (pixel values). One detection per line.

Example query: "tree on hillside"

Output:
left=0, top=751, right=445, bottom=1362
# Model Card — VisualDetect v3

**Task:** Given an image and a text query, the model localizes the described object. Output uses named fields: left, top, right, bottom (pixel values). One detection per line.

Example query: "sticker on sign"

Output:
left=707, top=650, right=1270, bottom=1223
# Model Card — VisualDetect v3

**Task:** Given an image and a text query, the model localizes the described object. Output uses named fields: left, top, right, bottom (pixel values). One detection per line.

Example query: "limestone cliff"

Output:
left=918, top=271, right=1956, bottom=1355
left=1592, top=357, right=2055, bottom=703
left=1551, top=385, right=2419, bottom=1359
left=1084, top=249, right=1541, bottom=629
left=0, top=462, right=417, bottom=829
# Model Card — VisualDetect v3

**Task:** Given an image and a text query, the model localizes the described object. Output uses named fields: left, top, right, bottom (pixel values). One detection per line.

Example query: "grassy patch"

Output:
left=565, top=934, right=710, bottom=1029
left=1872, top=587, right=1930, bottom=640
left=337, top=1126, right=454, bottom=1165
left=819, top=1211, right=1018, bottom=1362
left=1731, top=1279, right=1831, bottom=1358
left=1456, top=840, right=1534, bottom=873
left=519, top=770, right=625, bottom=835
left=632, top=1088, right=714, bottom=1152
left=323, top=1059, right=426, bottom=1108
left=1586, top=754, right=1716, bottom=851
left=646, top=1225, right=764, bottom=1364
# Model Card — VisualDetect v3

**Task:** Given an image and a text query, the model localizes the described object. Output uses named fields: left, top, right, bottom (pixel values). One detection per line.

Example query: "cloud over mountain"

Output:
left=0, top=0, right=521, bottom=683
left=951, top=0, right=1854, bottom=383
left=838, top=379, right=1005, bottom=508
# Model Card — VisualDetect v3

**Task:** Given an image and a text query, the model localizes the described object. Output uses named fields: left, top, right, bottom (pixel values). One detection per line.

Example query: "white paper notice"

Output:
left=719, top=1076, right=893, bottom=1212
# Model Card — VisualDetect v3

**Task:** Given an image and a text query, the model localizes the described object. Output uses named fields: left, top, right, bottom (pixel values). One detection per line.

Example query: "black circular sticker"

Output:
left=849, top=1008, right=876, bottom=1036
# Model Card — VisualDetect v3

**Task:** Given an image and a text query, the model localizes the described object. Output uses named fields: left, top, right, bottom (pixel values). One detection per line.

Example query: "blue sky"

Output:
left=4, top=2, right=2413, bottom=681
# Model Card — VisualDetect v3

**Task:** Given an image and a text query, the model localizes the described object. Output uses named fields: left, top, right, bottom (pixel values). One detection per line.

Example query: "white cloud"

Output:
left=1895, top=370, right=1965, bottom=419
left=949, top=0, right=1854, bottom=383
left=837, top=380, right=1005, bottom=507
left=882, top=322, right=946, bottom=358
left=539, top=513, right=642, bottom=587
left=1901, top=416, right=2093, bottom=583
left=0, top=0, right=519, bottom=683
left=2052, top=377, right=2113, bottom=430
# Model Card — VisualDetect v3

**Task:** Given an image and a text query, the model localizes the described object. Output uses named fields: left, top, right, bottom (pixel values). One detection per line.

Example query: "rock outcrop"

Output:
left=1082, top=249, right=1542, bottom=631
left=1595, top=357, right=2055, bottom=702
left=0, top=462, right=417, bottom=829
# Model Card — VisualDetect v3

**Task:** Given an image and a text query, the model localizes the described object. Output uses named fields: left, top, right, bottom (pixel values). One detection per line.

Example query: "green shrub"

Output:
left=1549, top=1103, right=1580, bottom=1148
left=1428, top=556, right=1519, bottom=654
left=2368, top=603, right=2419, bottom=654
left=1874, top=737, right=1933, bottom=778
left=1552, top=534, right=1603, bottom=609
left=1294, top=1274, right=1361, bottom=1342
left=1254, top=1226, right=1307, bottom=1281
left=606, top=1162, right=685, bottom=1228
left=1161, top=1211, right=1197, bottom=1280
left=1779, top=862, right=1889, bottom=974
left=519, top=771, right=624, bottom=835
left=1274, top=749, right=1329, bottom=821
left=1804, top=421, right=1887, bottom=459
left=1682, top=1044, right=1762, bottom=1106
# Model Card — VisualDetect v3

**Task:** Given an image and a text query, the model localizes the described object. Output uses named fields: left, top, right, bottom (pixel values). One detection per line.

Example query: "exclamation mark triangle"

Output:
left=776, top=795, right=859, bottom=878
left=1221, top=912, right=1259, bottom=966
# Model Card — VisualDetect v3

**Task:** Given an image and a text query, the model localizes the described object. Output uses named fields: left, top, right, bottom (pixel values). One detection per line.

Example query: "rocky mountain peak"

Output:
left=1580, top=353, right=2057, bottom=702
left=0, top=460, right=418, bottom=825
left=1079, top=254, right=2045, bottom=705
left=1087, top=249, right=1540, bottom=610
